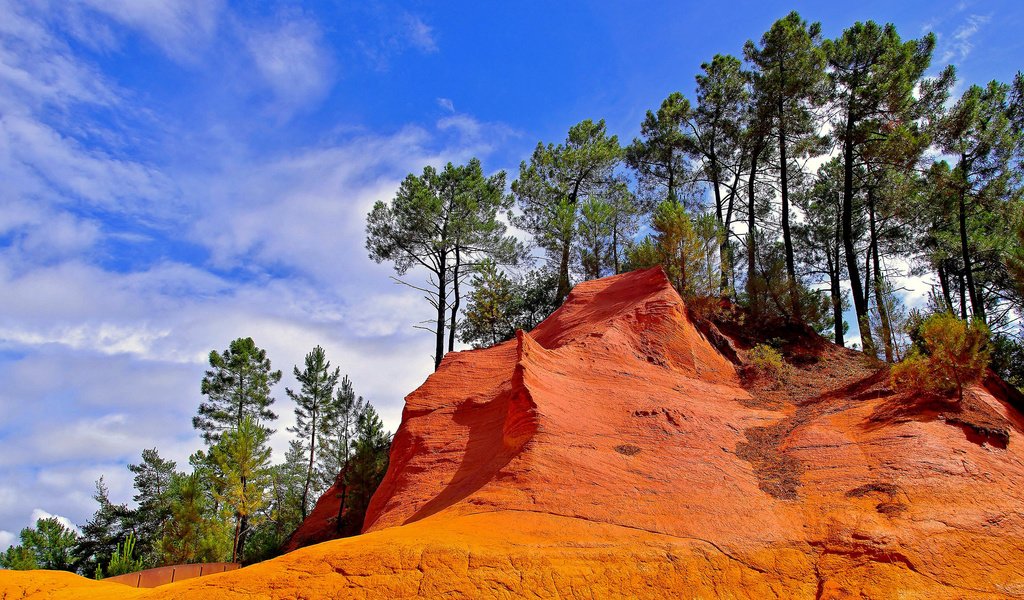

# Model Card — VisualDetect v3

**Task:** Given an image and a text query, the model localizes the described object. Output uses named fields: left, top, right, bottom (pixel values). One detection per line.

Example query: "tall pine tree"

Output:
left=194, top=337, right=282, bottom=444
left=286, top=345, right=341, bottom=520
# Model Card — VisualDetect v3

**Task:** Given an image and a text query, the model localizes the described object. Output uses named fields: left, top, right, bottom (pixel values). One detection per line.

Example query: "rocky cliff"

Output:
left=4, top=267, right=1024, bottom=599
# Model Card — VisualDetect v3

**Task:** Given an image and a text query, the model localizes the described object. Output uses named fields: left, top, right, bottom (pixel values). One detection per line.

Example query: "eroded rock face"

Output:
left=4, top=267, right=1024, bottom=599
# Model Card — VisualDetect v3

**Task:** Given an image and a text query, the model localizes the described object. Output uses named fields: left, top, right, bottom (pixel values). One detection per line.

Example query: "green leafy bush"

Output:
left=747, top=344, right=789, bottom=383
left=891, top=313, right=990, bottom=401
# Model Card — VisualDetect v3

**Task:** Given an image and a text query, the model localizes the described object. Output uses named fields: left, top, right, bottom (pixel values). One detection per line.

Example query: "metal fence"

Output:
left=105, top=562, right=240, bottom=588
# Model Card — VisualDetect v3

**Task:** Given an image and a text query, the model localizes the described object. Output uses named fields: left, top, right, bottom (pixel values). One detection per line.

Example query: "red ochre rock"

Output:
left=4, top=267, right=1024, bottom=598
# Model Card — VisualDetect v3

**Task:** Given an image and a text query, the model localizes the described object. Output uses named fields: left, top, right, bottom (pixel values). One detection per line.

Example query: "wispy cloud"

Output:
left=402, top=13, right=438, bottom=54
left=356, top=10, right=439, bottom=70
left=71, top=0, right=224, bottom=63
left=939, top=13, right=991, bottom=64
left=245, top=18, right=334, bottom=115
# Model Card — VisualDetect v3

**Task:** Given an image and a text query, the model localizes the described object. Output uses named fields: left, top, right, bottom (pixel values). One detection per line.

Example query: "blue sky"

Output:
left=1, top=0, right=1021, bottom=549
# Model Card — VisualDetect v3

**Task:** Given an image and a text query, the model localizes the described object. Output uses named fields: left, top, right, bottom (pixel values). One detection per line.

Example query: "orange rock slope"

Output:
left=4, top=267, right=1024, bottom=599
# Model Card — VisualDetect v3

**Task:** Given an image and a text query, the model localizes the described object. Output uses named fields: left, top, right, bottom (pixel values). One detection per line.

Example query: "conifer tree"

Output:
left=74, top=478, right=131, bottom=578
left=823, top=21, right=951, bottom=355
left=341, top=406, right=391, bottom=535
left=194, top=337, right=282, bottom=444
left=210, top=416, right=272, bottom=563
left=6, top=518, right=79, bottom=572
left=513, top=120, right=620, bottom=303
left=367, top=159, right=520, bottom=370
left=286, top=345, right=341, bottom=519
left=126, top=448, right=177, bottom=566
left=691, top=54, right=749, bottom=292
left=745, top=12, right=827, bottom=319
left=935, top=80, right=1023, bottom=324
left=625, top=93, right=692, bottom=206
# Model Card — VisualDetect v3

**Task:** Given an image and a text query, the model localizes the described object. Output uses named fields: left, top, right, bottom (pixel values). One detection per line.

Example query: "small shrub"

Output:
left=891, top=313, right=990, bottom=401
left=104, top=532, right=144, bottom=578
left=748, top=344, right=789, bottom=383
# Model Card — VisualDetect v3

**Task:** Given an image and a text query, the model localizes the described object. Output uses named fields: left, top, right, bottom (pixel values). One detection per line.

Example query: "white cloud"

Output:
left=0, top=530, right=14, bottom=551
left=939, top=14, right=990, bottom=64
left=28, top=509, right=81, bottom=535
left=437, top=97, right=455, bottom=112
left=72, top=0, right=224, bottom=63
left=245, top=18, right=334, bottom=114
left=402, top=13, right=437, bottom=53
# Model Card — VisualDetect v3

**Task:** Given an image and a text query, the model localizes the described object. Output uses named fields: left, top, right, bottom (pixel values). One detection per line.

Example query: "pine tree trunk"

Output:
left=709, top=148, right=729, bottom=294
left=434, top=251, right=448, bottom=371
left=959, top=271, right=968, bottom=320
left=778, top=95, right=800, bottom=321
left=302, top=415, right=316, bottom=520
left=335, top=463, right=349, bottom=535
left=236, top=513, right=249, bottom=564
left=958, top=189, right=985, bottom=322
left=841, top=125, right=875, bottom=356
left=832, top=207, right=844, bottom=346
left=231, top=515, right=241, bottom=563
left=868, top=188, right=893, bottom=362
left=448, top=247, right=461, bottom=353
left=937, top=260, right=954, bottom=313
left=746, top=147, right=760, bottom=315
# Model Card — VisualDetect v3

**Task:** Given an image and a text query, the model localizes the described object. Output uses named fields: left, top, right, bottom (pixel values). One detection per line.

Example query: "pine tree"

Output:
left=318, top=376, right=365, bottom=491
left=126, top=448, right=177, bottom=566
left=156, top=472, right=229, bottom=565
left=341, top=406, right=391, bottom=535
left=625, top=92, right=692, bottom=206
left=286, top=345, right=341, bottom=520
left=935, top=80, right=1023, bottom=324
left=73, top=477, right=131, bottom=578
left=194, top=337, right=282, bottom=444
left=691, top=54, right=749, bottom=292
left=210, top=416, right=272, bottom=564
left=367, top=159, right=521, bottom=370
left=513, top=120, right=621, bottom=303
left=794, top=159, right=848, bottom=345
left=12, top=517, right=79, bottom=572
left=823, top=21, right=951, bottom=355
left=745, top=12, right=828, bottom=319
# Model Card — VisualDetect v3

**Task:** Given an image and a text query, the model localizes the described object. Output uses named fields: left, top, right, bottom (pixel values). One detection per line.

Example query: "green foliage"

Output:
left=632, top=200, right=720, bottom=298
left=104, top=532, right=143, bottom=578
left=318, top=375, right=365, bottom=489
left=990, top=334, right=1024, bottom=392
left=242, top=442, right=307, bottom=563
left=210, top=416, right=273, bottom=563
left=286, top=345, right=341, bottom=519
left=653, top=200, right=700, bottom=294
left=126, top=448, right=177, bottom=566
left=624, top=92, right=692, bottom=206
left=459, top=264, right=559, bottom=348
left=747, top=344, right=789, bottom=383
left=512, top=119, right=621, bottom=302
left=0, top=544, right=38, bottom=570
left=194, top=337, right=282, bottom=444
left=156, top=473, right=230, bottom=565
left=1009, top=202, right=1024, bottom=307
left=338, top=406, right=391, bottom=536
left=73, top=478, right=131, bottom=578
left=3, top=517, right=79, bottom=572
left=891, top=313, right=991, bottom=401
